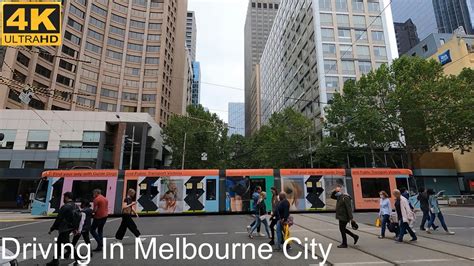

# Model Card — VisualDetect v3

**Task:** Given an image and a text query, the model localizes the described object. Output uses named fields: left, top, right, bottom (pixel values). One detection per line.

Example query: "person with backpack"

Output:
left=47, top=192, right=79, bottom=266
left=115, top=189, right=146, bottom=242
left=275, top=191, right=290, bottom=251
left=268, top=187, right=279, bottom=245
left=249, top=192, right=271, bottom=239
left=247, top=186, right=263, bottom=236
left=417, top=187, right=438, bottom=231
left=425, top=189, right=455, bottom=235
left=90, top=189, right=108, bottom=252
left=71, top=199, right=93, bottom=264
left=393, top=189, right=417, bottom=243
left=331, top=185, right=359, bottom=248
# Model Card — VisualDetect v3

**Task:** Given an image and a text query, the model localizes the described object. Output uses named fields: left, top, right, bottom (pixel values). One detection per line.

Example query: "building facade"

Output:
left=406, top=33, right=455, bottom=58
left=249, top=64, right=261, bottom=135
left=0, top=110, right=163, bottom=208
left=191, top=61, right=201, bottom=106
left=186, top=11, right=197, bottom=62
left=228, top=103, right=245, bottom=136
left=394, top=19, right=420, bottom=55
left=244, top=0, right=280, bottom=136
left=260, top=0, right=398, bottom=134
left=391, top=0, right=438, bottom=40
left=0, top=0, right=189, bottom=128
left=433, top=0, right=474, bottom=35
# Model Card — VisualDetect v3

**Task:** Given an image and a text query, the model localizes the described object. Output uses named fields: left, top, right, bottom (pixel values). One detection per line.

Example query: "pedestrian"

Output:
left=274, top=191, right=290, bottom=251
left=247, top=186, right=263, bottom=236
left=46, top=192, right=77, bottom=265
left=268, top=187, right=279, bottom=245
left=16, top=194, right=24, bottom=209
left=115, top=188, right=146, bottom=242
left=90, top=189, right=108, bottom=252
left=71, top=199, right=93, bottom=265
left=393, top=189, right=417, bottom=243
left=426, top=189, right=455, bottom=235
left=378, top=190, right=391, bottom=239
left=417, top=187, right=438, bottom=231
left=249, top=191, right=271, bottom=239
left=331, top=185, right=359, bottom=248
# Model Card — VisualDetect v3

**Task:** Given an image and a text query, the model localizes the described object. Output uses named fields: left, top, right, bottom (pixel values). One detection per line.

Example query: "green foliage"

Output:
left=162, top=105, right=228, bottom=169
left=325, top=56, right=474, bottom=162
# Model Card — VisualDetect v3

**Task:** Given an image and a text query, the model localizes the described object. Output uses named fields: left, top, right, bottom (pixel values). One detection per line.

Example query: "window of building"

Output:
left=150, top=12, right=162, bottom=19
left=64, top=31, right=81, bottom=45
left=358, top=61, right=372, bottom=74
left=122, top=92, right=138, bottom=101
left=82, top=68, right=98, bottom=80
left=369, top=16, right=382, bottom=28
left=108, top=37, right=124, bottom=48
left=85, top=42, right=102, bottom=54
left=112, top=14, right=126, bottom=24
left=353, top=15, right=366, bottom=28
left=109, top=25, right=125, bottom=36
left=67, top=18, right=82, bottom=31
left=101, top=88, right=119, bottom=98
left=56, top=74, right=74, bottom=87
left=148, top=34, right=161, bottom=41
left=23, top=161, right=45, bottom=168
left=338, top=29, right=351, bottom=42
left=319, top=0, right=332, bottom=11
left=128, top=43, right=143, bottom=51
left=143, top=81, right=158, bottom=89
left=149, top=23, right=162, bottom=30
left=59, top=59, right=75, bottom=72
left=35, top=64, right=51, bottom=78
left=373, top=46, right=387, bottom=59
left=113, top=2, right=128, bottom=13
left=89, top=16, right=105, bottom=29
left=125, top=67, right=140, bottom=75
left=337, top=14, right=350, bottom=27
left=103, top=75, right=120, bottom=85
left=320, top=13, right=333, bottom=26
left=322, top=43, right=336, bottom=57
left=368, top=0, right=380, bottom=13
left=356, top=45, right=371, bottom=60
left=142, top=94, right=156, bottom=101
left=107, top=49, right=123, bottom=60
left=80, top=83, right=97, bottom=93
left=342, top=60, right=355, bottom=74
left=126, top=54, right=141, bottom=63
left=121, top=106, right=138, bottom=112
left=69, top=4, right=85, bottom=18
left=325, top=76, right=339, bottom=89
left=91, top=4, right=107, bottom=17
left=335, top=0, right=347, bottom=11
left=129, top=31, right=144, bottom=40
left=16, top=52, right=30, bottom=67
left=352, top=0, right=364, bottom=11
left=26, top=141, right=48, bottom=150
left=99, top=102, right=117, bottom=112
left=145, top=57, right=159, bottom=64
left=146, top=45, right=160, bottom=52
left=422, top=44, right=428, bottom=52
left=62, top=45, right=76, bottom=57
left=130, top=20, right=145, bottom=29
left=131, top=9, right=146, bottom=17
left=145, top=69, right=159, bottom=76
left=321, top=28, right=335, bottom=41
left=372, top=31, right=385, bottom=43
left=77, top=97, right=95, bottom=107
left=142, top=107, right=156, bottom=116
left=340, top=44, right=353, bottom=58
left=87, top=29, right=103, bottom=41
left=324, top=59, right=337, bottom=74
left=355, top=30, right=368, bottom=42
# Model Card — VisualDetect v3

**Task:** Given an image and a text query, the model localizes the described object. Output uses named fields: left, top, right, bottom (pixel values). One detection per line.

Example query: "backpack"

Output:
left=71, top=204, right=82, bottom=230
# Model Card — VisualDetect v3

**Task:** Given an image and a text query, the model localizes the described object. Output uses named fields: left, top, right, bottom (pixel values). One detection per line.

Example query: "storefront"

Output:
left=0, top=169, right=43, bottom=208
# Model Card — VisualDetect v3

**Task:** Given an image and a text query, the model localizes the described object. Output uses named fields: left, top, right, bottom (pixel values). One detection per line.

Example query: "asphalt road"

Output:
left=0, top=207, right=472, bottom=266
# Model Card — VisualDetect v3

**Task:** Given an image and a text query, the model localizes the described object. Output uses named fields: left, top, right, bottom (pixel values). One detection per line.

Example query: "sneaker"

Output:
left=426, top=229, right=432, bottom=234
left=445, top=231, right=455, bottom=235
left=337, top=244, right=348, bottom=248
left=246, top=225, right=251, bottom=233
left=354, top=235, right=359, bottom=245
left=378, top=235, right=384, bottom=239
left=248, top=234, right=254, bottom=239
left=420, top=227, right=426, bottom=231
left=258, top=232, right=265, bottom=237
left=268, top=240, right=275, bottom=245
left=394, top=240, right=403, bottom=243
left=433, top=225, right=439, bottom=231
left=410, top=238, right=417, bottom=242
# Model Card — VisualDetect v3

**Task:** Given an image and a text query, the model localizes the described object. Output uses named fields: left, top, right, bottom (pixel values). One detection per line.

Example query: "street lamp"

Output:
left=182, top=130, right=213, bottom=170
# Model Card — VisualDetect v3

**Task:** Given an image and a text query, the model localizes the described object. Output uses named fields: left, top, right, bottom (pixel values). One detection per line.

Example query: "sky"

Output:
left=188, top=0, right=248, bottom=122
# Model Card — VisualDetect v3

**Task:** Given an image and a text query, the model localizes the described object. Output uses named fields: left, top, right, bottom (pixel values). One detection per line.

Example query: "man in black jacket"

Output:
left=275, top=192, right=290, bottom=251
left=417, top=187, right=438, bottom=231
left=47, top=192, right=76, bottom=265
left=331, top=185, right=359, bottom=248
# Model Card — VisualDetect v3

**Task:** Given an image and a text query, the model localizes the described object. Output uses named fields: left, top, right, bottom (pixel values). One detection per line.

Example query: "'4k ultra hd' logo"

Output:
left=1, top=2, right=61, bottom=46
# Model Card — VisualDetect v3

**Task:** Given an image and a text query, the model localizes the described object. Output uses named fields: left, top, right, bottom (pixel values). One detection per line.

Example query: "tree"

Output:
left=325, top=56, right=474, bottom=167
left=162, top=105, right=228, bottom=169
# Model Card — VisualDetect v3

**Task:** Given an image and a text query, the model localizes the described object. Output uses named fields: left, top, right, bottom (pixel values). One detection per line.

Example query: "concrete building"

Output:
left=186, top=11, right=197, bottom=62
left=394, top=19, right=420, bottom=55
left=0, top=110, right=164, bottom=208
left=260, top=0, right=398, bottom=135
left=406, top=33, right=455, bottom=58
left=0, top=0, right=190, bottom=128
left=191, top=61, right=201, bottom=106
left=391, top=0, right=438, bottom=40
left=244, top=0, right=280, bottom=136
left=249, top=64, right=261, bottom=135
left=228, top=103, right=245, bottom=136
left=433, top=0, right=474, bottom=35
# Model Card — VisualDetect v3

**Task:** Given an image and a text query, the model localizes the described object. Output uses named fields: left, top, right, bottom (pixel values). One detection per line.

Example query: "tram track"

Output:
left=299, top=214, right=474, bottom=263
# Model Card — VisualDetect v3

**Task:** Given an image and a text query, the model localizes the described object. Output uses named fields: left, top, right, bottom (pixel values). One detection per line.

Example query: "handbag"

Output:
left=351, top=220, right=359, bottom=230
left=375, top=217, right=381, bottom=227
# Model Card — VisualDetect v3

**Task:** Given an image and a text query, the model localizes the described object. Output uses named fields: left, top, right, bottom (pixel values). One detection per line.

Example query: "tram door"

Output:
left=48, top=178, right=64, bottom=214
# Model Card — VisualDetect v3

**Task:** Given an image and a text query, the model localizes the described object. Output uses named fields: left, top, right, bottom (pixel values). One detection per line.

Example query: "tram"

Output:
left=31, top=168, right=413, bottom=216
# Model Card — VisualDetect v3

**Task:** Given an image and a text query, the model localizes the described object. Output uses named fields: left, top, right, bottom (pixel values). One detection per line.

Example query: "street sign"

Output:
left=201, top=152, right=208, bottom=161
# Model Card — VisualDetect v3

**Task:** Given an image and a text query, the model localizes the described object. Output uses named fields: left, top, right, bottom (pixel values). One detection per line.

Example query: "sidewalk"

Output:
left=292, top=213, right=473, bottom=266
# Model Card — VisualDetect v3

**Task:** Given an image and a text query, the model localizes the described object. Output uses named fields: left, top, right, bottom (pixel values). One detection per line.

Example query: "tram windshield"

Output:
left=35, top=179, right=48, bottom=203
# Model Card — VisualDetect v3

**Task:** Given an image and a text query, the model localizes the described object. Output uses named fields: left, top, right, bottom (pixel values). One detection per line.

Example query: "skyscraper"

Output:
left=191, top=61, right=201, bottom=106
left=433, top=0, right=474, bottom=35
left=0, top=0, right=189, bottom=128
left=260, top=0, right=398, bottom=135
left=244, top=0, right=280, bottom=136
left=391, top=0, right=438, bottom=40
left=186, top=11, right=197, bottom=61
left=394, top=19, right=420, bottom=55
left=228, top=102, right=245, bottom=136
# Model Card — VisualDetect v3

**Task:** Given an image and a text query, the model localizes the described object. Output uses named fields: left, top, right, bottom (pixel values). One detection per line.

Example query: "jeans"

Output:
left=398, top=221, right=417, bottom=241
left=90, top=217, right=107, bottom=249
left=250, top=216, right=270, bottom=237
left=72, top=231, right=91, bottom=260
left=249, top=210, right=261, bottom=233
left=115, top=215, right=141, bottom=240
left=428, top=211, right=449, bottom=231
left=51, top=231, right=72, bottom=264
left=269, top=217, right=277, bottom=240
left=380, top=214, right=390, bottom=237
left=420, top=209, right=438, bottom=230
left=338, top=220, right=357, bottom=245
left=276, top=221, right=283, bottom=249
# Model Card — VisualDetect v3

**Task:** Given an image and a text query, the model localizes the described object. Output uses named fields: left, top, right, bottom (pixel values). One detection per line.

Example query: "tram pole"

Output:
left=181, top=132, right=187, bottom=170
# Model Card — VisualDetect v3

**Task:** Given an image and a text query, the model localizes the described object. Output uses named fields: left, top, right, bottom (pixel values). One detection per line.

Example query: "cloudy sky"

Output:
left=188, top=0, right=248, bottom=122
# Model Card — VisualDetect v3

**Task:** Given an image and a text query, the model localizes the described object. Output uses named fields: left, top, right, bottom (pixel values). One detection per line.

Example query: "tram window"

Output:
left=35, top=179, right=49, bottom=202
left=206, top=179, right=216, bottom=200
left=361, top=178, right=391, bottom=198
left=71, top=180, right=107, bottom=202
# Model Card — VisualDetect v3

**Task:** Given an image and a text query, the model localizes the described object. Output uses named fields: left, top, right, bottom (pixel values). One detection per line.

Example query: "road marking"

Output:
left=235, top=231, right=248, bottom=234
left=202, top=232, right=228, bottom=235
left=395, top=258, right=468, bottom=263
left=141, top=234, right=164, bottom=237
left=0, top=219, right=50, bottom=231
left=444, top=214, right=474, bottom=219
left=0, top=219, right=39, bottom=222
left=170, top=233, right=196, bottom=236
left=332, top=262, right=391, bottom=265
